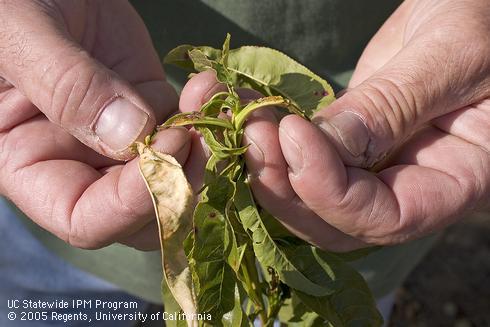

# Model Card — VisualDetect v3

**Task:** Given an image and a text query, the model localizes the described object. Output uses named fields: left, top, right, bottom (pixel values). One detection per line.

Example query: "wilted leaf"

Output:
left=164, top=45, right=220, bottom=71
left=137, top=143, right=197, bottom=327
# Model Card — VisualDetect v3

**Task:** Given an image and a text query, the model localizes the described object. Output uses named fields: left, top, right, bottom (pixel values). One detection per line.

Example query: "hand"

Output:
left=182, top=0, right=490, bottom=252
left=256, top=0, right=490, bottom=251
left=0, top=0, right=189, bottom=250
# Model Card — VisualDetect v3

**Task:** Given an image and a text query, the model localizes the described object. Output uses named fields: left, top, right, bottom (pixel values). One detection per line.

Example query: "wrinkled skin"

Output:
left=0, top=0, right=198, bottom=250
left=182, top=0, right=490, bottom=252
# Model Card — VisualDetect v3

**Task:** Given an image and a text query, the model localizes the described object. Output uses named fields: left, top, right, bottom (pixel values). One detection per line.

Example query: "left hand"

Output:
left=0, top=0, right=194, bottom=251
left=181, top=0, right=490, bottom=252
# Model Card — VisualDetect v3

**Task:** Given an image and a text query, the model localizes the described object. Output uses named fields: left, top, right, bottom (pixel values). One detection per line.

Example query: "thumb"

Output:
left=312, top=37, right=488, bottom=168
left=0, top=1, right=156, bottom=160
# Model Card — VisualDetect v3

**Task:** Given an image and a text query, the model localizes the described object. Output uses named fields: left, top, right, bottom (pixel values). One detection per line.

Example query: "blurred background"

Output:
left=389, top=213, right=490, bottom=327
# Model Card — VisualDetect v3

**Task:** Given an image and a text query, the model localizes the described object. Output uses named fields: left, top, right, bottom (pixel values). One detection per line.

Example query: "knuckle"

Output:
left=456, top=45, right=490, bottom=101
left=66, top=220, right=106, bottom=250
left=349, top=76, right=421, bottom=166
left=64, top=205, right=112, bottom=250
left=0, top=131, right=23, bottom=176
left=46, top=51, right=105, bottom=128
left=369, top=206, right=428, bottom=246
left=358, top=210, right=414, bottom=246
left=458, top=150, right=490, bottom=207
left=0, top=135, right=7, bottom=194
left=338, top=183, right=412, bottom=246
left=362, top=76, right=419, bottom=136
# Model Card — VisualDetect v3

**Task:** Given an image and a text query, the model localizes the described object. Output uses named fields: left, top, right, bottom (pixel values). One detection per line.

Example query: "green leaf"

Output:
left=292, top=248, right=383, bottom=327
left=234, top=178, right=332, bottom=297
left=188, top=174, right=237, bottom=323
left=220, top=33, right=231, bottom=67
left=222, top=285, right=252, bottom=327
left=331, top=246, right=382, bottom=262
left=225, top=200, right=266, bottom=318
left=278, top=295, right=331, bottom=327
left=294, top=291, right=342, bottom=326
left=164, top=43, right=336, bottom=118
left=200, top=92, right=232, bottom=116
left=227, top=46, right=335, bottom=118
left=198, top=127, right=248, bottom=161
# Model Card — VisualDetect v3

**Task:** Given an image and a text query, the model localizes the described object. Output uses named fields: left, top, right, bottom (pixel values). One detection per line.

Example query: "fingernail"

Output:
left=316, top=111, right=369, bottom=157
left=95, top=98, right=150, bottom=151
left=279, top=127, right=303, bottom=174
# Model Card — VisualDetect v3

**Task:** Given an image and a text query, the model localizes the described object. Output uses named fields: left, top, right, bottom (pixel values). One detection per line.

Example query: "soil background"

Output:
left=389, top=213, right=490, bottom=327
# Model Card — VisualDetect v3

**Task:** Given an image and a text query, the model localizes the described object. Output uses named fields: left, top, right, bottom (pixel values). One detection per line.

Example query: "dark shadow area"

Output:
left=131, top=0, right=268, bottom=89
left=130, top=1, right=401, bottom=92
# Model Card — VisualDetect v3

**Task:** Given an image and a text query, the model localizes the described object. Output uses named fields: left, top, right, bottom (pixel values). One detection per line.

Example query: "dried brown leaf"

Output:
left=137, top=143, right=197, bottom=327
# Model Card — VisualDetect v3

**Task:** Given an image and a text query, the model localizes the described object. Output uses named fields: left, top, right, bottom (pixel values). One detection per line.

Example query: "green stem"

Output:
left=233, top=96, right=290, bottom=131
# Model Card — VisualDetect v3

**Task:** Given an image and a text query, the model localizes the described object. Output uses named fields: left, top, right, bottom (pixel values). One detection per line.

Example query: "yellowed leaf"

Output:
left=136, top=143, right=197, bottom=327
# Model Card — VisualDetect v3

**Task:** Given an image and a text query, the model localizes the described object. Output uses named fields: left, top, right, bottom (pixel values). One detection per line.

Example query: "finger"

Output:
left=432, top=100, right=490, bottom=153
left=348, top=0, right=415, bottom=87
left=179, top=70, right=226, bottom=112
left=134, top=81, right=178, bottom=125
left=183, top=131, right=209, bottom=193
left=244, top=108, right=365, bottom=251
left=0, top=88, right=39, bottom=132
left=178, top=70, right=363, bottom=250
left=385, top=125, right=490, bottom=213
left=119, top=221, right=160, bottom=251
left=244, top=108, right=294, bottom=210
left=2, top=115, right=119, bottom=169
left=0, top=1, right=175, bottom=160
left=179, top=70, right=227, bottom=192
left=279, top=115, right=485, bottom=247
left=312, top=18, right=490, bottom=168
left=1, top=127, right=191, bottom=249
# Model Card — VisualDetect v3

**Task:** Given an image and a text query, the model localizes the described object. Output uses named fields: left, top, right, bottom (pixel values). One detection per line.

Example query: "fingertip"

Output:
left=278, top=113, right=303, bottom=130
left=278, top=114, right=315, bottom=160
left=179, top=70, right=226, bottom=112
left=279, top=114, right=347, bottom=205
left=279, top=114, right=341, bottom=167
left=183, top=131, right=209, bottom=193
left=243, top=107, right=280, bottom=179
left=150, top=127, right=191, bottom=165
left=118, top=221, right=160, bottom=251
left=134, top=81, right=179, bottom=124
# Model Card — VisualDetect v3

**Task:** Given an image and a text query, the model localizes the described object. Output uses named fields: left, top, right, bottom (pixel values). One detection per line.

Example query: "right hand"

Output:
left=0, top=0, right=193, bottom=251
